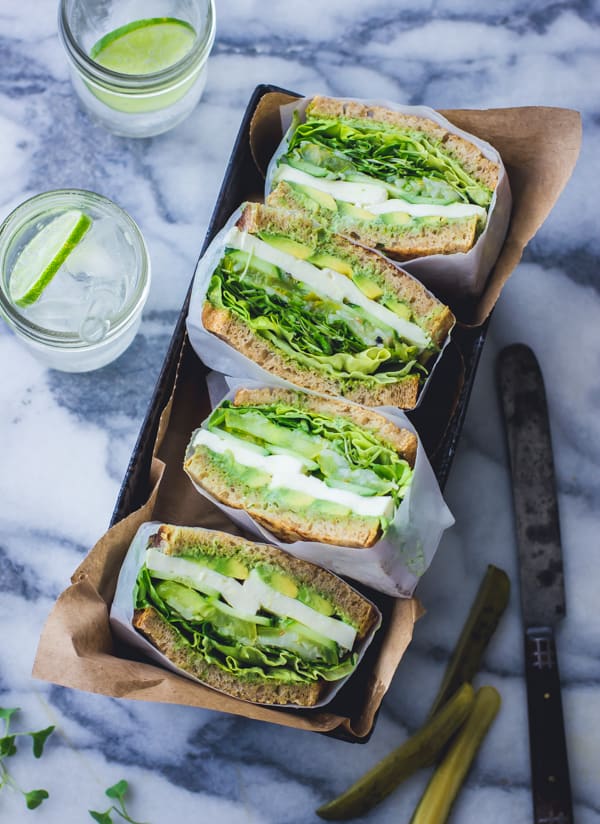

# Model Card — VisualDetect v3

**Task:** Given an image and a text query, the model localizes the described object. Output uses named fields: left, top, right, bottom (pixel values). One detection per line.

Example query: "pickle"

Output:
left=315, top=683, right=474, bottom=821
left=410, top=686, right=501, bottom=824
left=428, top=565, right=510, bottom=718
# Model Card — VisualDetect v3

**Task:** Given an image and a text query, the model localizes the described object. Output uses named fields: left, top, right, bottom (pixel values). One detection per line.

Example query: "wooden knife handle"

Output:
left=524, top=627, right=574, bottom=824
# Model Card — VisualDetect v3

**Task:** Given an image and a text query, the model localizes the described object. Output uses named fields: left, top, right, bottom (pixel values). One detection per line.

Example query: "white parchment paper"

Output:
left=109, top=521, right=382, bottom=709
left=265, top=95, right=512, bottom=298
left=185, top=207, right=454, bottom=411
left=185, top=381, right=455, bottom=598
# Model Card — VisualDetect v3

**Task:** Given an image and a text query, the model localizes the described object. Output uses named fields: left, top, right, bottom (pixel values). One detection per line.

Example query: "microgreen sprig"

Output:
left=0, top=706, right=54, bottom=810
left=89, top=779, right=148, bottom=824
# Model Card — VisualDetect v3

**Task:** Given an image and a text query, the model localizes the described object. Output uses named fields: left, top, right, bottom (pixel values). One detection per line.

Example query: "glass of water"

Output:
left=58, top=0, right=216, bottom=137
left=0, top=190, right=150, bottom=372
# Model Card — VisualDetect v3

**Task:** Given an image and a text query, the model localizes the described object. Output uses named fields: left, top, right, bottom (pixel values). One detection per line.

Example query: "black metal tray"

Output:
left=111, top=83, right=488, bottom=526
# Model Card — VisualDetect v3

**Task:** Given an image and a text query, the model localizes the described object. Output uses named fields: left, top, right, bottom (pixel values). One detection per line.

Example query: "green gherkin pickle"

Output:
left=315, top=683, right=475, bottom=821
left=410, top=686, right=501, bottom=824
left=428, top=564, right=510, bottom=718
left=315, top=565, right=510, bottom=821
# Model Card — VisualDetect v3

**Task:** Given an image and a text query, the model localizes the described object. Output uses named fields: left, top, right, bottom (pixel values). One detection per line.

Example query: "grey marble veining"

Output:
left=1, top=1, right=599, bottom=822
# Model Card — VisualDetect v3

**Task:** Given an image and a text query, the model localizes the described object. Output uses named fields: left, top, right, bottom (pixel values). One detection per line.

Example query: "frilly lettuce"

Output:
left=206, top=250, right=428, bottom=386
left=283, top=116, right=492, bottom=208
left=135, top=569, right=358, bottom=685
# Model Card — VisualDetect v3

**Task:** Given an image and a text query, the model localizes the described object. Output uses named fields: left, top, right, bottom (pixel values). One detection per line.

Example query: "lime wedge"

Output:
left=90, top=17, right=196, bottom=75
left=9, top=211, right=92, bottom=307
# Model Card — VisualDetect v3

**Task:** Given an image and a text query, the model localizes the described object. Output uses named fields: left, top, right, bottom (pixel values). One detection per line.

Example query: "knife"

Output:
left=496, top=343, right=574, bottom=824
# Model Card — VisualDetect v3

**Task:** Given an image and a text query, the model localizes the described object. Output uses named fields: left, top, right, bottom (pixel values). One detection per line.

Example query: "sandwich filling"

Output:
left=189, top=398, right=414, bottom=530
left=135, top=542, right=362, bottom=686
left=206, top=227, right=439, bottom=390
left=270, top=110, right=493, bottom=242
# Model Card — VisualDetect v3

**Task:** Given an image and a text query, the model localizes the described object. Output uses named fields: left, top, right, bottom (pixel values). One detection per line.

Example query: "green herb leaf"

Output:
left=0, top=707, right=19, bottom=723
left=24, top=788, right=49, bottom=809
left=0, top=736, right=17, bottom=758
left=89, top=810, right=113, bottom=824
left=105, top=779, right=129, bottom=801
left=30, top=725, right=55, bottom=758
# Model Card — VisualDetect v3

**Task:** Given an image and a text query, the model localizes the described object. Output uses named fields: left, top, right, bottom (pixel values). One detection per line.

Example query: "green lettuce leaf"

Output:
left=135, top=569, right=358, bottom=687
left=283, top=116, right=492, bottom=207
left=206, top=249, right=428, bottom=386
left=208, top=401, right=413, bottom=506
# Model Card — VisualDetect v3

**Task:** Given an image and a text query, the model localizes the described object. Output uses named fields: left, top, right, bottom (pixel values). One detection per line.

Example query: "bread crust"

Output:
left=201, top=302, right=421, bottom=410
left=306, top=95, right=499, bottom=191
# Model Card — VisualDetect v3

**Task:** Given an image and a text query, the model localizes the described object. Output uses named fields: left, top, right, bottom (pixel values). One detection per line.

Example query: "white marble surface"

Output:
left=1, top=2, right=599, bottom=822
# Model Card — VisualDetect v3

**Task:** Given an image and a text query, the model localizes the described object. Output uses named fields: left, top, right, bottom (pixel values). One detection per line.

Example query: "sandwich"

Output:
left=267, top=95, right=499, bottom=260
left=133, top=524, right=380, bottom=707
left=184, top=386, right=417, bottom=548
left=202, top=201, right=454, bottom=409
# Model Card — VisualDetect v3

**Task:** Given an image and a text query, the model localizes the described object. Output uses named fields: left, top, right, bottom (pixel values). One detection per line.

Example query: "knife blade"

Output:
left=497, top=343, right=574, bottom=824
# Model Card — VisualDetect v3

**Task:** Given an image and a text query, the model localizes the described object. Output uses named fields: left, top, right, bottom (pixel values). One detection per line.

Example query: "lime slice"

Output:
left=9, top=211, right=92, bottom=307
left=90, top=17, right=196, bottom=75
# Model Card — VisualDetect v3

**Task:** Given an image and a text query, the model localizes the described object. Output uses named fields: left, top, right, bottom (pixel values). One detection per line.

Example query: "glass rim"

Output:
left=0, top=188, right=150, bottom=351
left=58, top=0, right=216, bottom=93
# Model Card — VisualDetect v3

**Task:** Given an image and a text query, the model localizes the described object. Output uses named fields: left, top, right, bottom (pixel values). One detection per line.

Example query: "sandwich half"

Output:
left=267, top=95, right=498, bottom=260
left=184, top=386, right=417, bottom=548
left=202, top=202, right=454, bottom=409
left=133, top=524, right=380, bottom=707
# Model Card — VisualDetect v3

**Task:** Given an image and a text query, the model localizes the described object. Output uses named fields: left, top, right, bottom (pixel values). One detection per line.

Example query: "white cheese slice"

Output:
left=144, top=550, right=357, bottom=648
left=275, top=165, right=388, bottom=206
left=368, top=198, right=486, bottom=220
left=145, top=548, right=258, bottom=613
left=245, top=570, right=357, bottom=650
left=193, top=428, right=394, bottom=519
left=276, top=165, right=487, bottom=220
left=225, top=227, right=430, bottom=350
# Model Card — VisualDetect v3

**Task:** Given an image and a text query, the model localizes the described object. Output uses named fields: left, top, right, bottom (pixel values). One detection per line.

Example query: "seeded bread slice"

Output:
left=305, top=95, right=499, bottom=191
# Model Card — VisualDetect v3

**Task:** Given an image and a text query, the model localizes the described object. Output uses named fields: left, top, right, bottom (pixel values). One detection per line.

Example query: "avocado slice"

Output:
left=211, top=556, right=251, bottom=580
left=225, top=248, right=280, bottom=279
left=257, top=619, right=338, bottom=663
left=297, top=584, right=335, bottom=617
left=177, top=551, right=251, bottom=580
left=380, top=211, right=412, bottom=226
left=383, top=297, right=413, bottom=321
left=352, top=272, right=384, bottom=300
left=222, top=408, right=322, bottom=461
left=289, top=181, right=337, bottom=212
left=274, top=488, right=317, bottom=511
left=257, top=232, right=314, bottom=261
left=256, top=565, right=299, bottom=599
left=307, top=252, right=354, bottom=278
left=237, top=465, right=272, bottom=490
left=336, top=200, right=377, bottom=221
left=310, top=499, right=352, bottom=518
left=155, top=580, right=212, bottom=621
